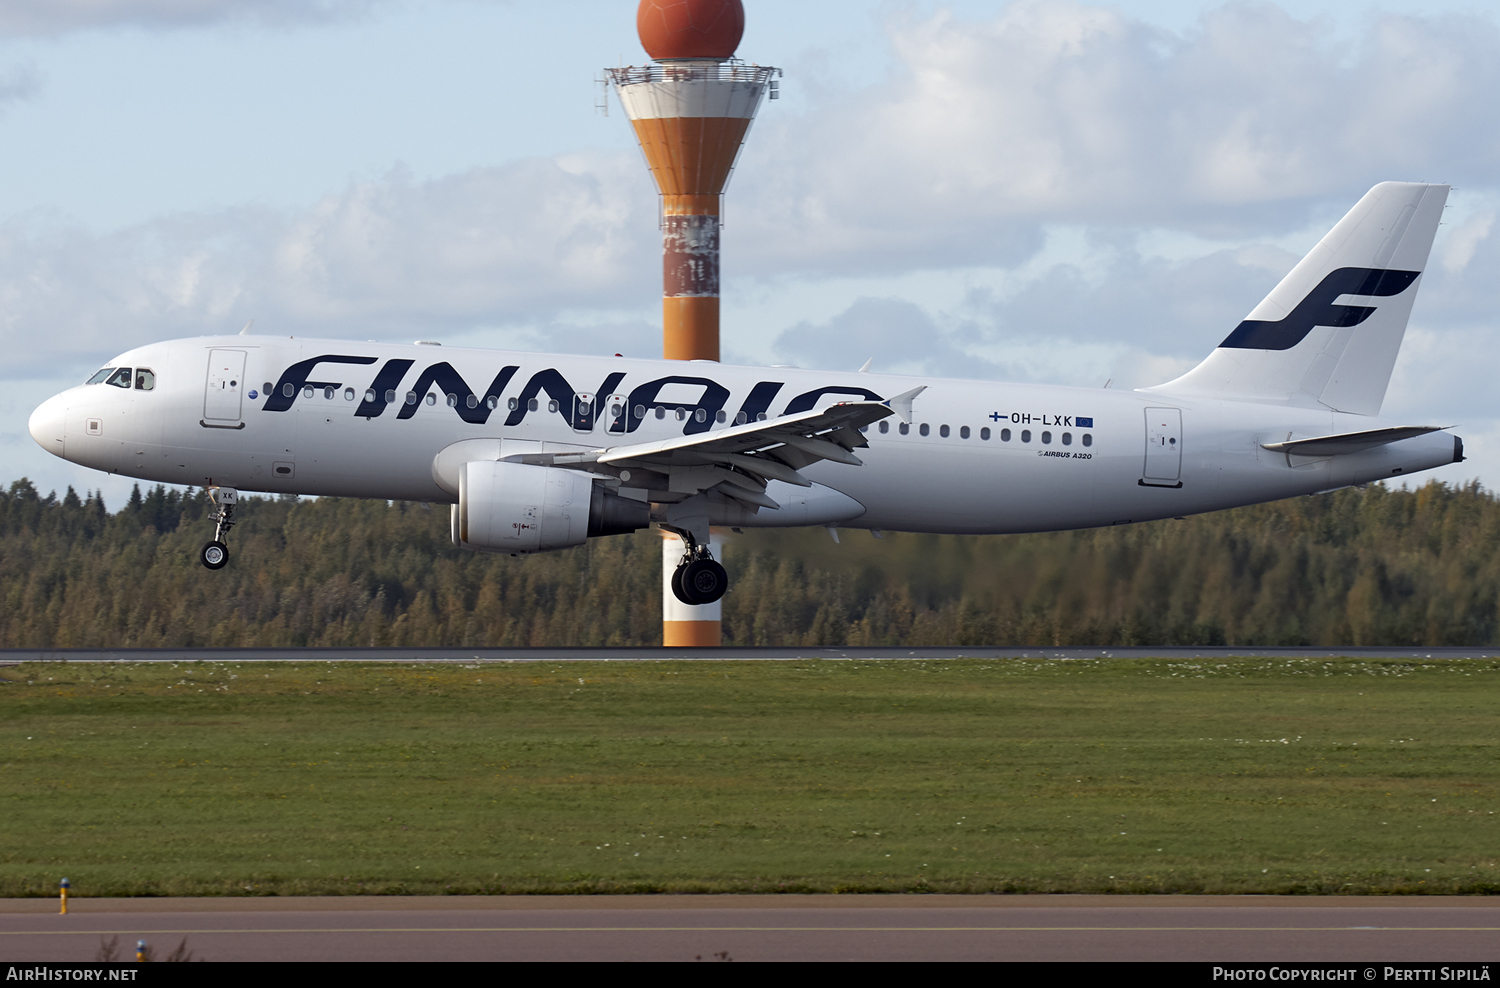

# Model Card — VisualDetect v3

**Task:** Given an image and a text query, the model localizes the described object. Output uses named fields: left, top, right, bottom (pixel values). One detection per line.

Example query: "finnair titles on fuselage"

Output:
left=29, top=183, right=1464, bottom=604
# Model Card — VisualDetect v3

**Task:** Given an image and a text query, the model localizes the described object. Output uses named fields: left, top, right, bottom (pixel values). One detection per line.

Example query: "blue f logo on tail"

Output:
left=1220, top=267, right=1420, bottom=351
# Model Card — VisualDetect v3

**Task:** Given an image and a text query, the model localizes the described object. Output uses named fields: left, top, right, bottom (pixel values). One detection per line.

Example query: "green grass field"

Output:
left=3, top=657, right=1498, bottom=897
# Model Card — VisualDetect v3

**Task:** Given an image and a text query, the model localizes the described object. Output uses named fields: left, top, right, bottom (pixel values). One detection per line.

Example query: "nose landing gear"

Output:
left=668, top=528, right=728, bottom=605
left=201, top=486, right=238, bottom=570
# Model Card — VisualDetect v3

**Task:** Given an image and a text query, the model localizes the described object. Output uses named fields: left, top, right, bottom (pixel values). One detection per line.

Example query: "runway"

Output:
left=3, top=896, right=1499, bottom=962
left=5, top=646, right=1500, bottom=664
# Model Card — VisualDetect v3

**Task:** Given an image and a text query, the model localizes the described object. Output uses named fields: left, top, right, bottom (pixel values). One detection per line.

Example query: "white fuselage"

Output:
left=29, top=335, right=1458, bottom=534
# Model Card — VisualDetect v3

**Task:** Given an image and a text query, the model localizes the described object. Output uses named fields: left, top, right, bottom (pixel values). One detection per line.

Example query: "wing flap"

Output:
left=500, top=394, right=917, bottom=502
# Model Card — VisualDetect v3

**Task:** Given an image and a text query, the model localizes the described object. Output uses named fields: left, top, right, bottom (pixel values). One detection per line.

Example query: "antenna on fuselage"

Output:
left=238, top=320, right=255, bottom=336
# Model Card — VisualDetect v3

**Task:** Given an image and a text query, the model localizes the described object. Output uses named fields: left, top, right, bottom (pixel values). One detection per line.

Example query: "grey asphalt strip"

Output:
left=3, top=897, right=1498, bottom=962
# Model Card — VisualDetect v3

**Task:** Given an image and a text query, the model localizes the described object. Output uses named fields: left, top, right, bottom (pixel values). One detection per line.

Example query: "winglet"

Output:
left=238, top=319, right=255, bottom=336
left=884, top=385, right=925, bottom=424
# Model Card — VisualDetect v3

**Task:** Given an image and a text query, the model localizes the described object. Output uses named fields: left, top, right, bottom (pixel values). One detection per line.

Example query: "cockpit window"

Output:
left=135, top=368, right=155, bottom=391
left=104, top=368, right=133, bottom=389
left=86, top=368, right=114, bottom=385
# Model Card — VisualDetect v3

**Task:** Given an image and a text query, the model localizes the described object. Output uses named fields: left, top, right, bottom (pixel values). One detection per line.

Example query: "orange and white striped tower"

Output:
left=608, top=0, right=778, bottom=647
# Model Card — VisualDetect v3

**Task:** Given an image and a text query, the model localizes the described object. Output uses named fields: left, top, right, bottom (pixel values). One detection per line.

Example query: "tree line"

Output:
left=1, top=476, right=1496, bottom=647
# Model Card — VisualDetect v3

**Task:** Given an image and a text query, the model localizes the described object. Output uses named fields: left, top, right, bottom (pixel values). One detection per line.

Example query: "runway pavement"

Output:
left=5, top=646, right=1500, bottom=663
left=3, top=896, right=1499, bottom=962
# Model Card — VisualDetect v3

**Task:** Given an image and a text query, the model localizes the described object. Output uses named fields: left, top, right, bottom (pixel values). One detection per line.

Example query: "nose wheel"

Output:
left=201, top=487, right=238, bottom=570
left=669, top=529, right=728, bottom=605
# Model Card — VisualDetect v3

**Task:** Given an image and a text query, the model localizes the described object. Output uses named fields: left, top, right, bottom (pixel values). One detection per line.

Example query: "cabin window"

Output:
left=756, top=412, right=768, bottom=421
left=547, top=399, right=559, bottom=413
left=999, top=428, right=1008, bottom=441
left=879, top=421, right=889, bottom=434
left=528, top=398, right=539, bottom=412
left=1062, top=432, right=1072, bottom=445
left=694, top=408, right=706, bottom=423
left=385, top=390, right=396, bottom=404
left=486, top=396, right=498, bottom=410
left=1021, top=430, right=1031, bottom=443
left=655, top=406, right=666, bottom=420
left=982, top=427, right=992, bottom=440
left=898, top=422, right=910, bottom=435
left=365, top=389, right=376, bottom=403
left=447, top=394, right=458, bottom=407
left=344, top=388, right=355, bottom=401
left=1041, top=431, right=1052, bottom=444
left=466, top=395, right=478, bottom=409
left=716, top=410, right=726, bottom=423
left=405, top=391, right=418, bottom=405
left=303, top=386, right=315, bottom=399
left=264, top=382, right=274, bottom=395
left=919, top=424, right=930, bottom=437
left=105, top=368, right=133, bottom=389
left=284, top=383, right=296, bottom=398
left=960, top=425, right=970, bottom=439
left=1082, top=434, right=1093, bottom=447
left=426, top=393, right=437, bottom=406
left=135, top=369, right=156, bottom=391
left=939, top=424, right=950, bottom=438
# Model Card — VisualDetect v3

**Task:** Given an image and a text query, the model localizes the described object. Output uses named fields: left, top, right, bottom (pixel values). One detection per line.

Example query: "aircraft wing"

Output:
left=503, top=387, right=924, bottom=510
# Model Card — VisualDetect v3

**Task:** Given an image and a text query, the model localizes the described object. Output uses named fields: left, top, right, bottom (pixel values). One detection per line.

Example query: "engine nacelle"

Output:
left=452, top=460, right=647, bottom=554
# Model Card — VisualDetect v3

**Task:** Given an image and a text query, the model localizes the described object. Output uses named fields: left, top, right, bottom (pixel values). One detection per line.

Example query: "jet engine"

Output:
left=451, top=460, right=648, bottom=554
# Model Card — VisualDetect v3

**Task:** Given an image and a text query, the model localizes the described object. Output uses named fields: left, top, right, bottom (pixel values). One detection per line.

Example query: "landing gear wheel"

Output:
left=677, top=558, right=728, bottom=605
left=202, top=487, right=238, bottom=571
left=201, top=540, right=229, bottom=570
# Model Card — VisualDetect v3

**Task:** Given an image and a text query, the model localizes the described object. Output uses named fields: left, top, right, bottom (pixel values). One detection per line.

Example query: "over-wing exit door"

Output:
left=204, top=349, right=247, bottom=425
left=1142, top=407, right=1182, bottom=487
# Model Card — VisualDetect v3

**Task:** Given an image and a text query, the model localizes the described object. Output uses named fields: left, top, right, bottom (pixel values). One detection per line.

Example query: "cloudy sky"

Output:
left=2, top=0, right=1496, bottom=505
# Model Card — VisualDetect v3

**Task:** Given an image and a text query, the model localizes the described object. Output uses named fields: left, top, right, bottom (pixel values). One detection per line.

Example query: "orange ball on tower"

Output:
left=637, top=0, right=745, bottom=61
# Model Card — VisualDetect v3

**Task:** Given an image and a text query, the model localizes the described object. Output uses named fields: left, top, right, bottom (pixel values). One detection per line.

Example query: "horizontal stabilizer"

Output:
left=1261, top=426, right=1446, bottom=456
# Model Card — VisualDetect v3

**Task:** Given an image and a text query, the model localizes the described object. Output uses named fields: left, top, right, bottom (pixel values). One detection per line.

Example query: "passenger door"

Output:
left=204, top=349, right=247, bottom=426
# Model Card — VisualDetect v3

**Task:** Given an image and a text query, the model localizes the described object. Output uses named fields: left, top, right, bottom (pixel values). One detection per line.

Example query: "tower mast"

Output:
left=607, top=0, right=779, bottom=646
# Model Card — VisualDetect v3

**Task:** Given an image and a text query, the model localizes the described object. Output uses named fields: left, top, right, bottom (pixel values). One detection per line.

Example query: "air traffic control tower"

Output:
left=607, top=0, right=779, bottom=646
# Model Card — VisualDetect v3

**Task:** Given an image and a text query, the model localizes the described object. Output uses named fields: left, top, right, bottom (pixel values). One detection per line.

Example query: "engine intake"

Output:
left=452, top=460, right=647, bottom=554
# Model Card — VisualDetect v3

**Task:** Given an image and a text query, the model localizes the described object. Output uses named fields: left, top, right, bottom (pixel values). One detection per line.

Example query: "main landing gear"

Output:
left=669, top=529, right=728, bottom=606
left=201, top=486, right=238, bottom=570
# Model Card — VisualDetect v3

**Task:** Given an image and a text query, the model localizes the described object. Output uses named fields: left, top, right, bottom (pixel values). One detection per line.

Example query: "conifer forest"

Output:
left=1, top=477, right=1496, bottom=648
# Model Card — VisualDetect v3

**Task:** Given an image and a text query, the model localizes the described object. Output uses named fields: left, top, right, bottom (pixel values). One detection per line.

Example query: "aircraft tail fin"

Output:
left=1145, top=182, right=1449, bottom=415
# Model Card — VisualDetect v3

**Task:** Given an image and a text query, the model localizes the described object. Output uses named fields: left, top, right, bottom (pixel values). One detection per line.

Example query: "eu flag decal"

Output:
left=1076, top=417, right=1094, bottom=428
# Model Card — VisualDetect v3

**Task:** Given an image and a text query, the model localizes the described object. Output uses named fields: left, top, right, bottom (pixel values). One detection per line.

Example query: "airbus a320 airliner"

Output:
left=29, top=183, right=1463, bottom=605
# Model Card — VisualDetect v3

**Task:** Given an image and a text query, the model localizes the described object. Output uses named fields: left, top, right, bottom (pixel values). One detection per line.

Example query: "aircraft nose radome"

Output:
left=28, top=395, right=66, bottom=458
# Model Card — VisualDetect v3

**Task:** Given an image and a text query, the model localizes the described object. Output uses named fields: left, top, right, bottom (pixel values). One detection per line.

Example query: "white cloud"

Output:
left=1441, top=210, right=1495, bottom=274
left=730, top=0, right=1500, bottom=276
left=0, top=0, right=394, bottom=36
left=0, top=154, right=658, bottom=378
